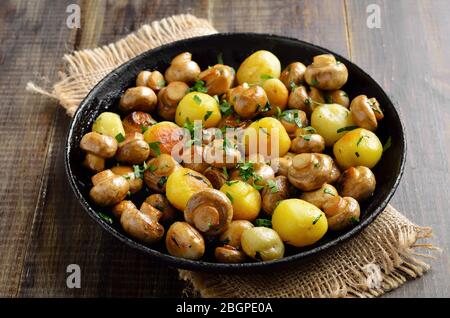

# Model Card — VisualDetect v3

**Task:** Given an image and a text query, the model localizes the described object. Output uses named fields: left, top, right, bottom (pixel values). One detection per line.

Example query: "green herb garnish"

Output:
left=148, top=164, right=157, bottom=172
left=222, top=167, right=229, bottom=178
left=355, top=152, right=360, bottom=157
left=290, top=82, right=298, bottom=90
left=204, top=110, right=213, bottom=121
left=383, top=136, right=392, bottom=152
left=350, top=216, right=360, bottom=223
left=157, top=176, right=168, bottom=188
left=303, top=126, right=316, bottom=133
left=259, top=127, right=270, bottom=136
left=219, top=100, right=233, bottom=116
left=157, top=79, right=166, bottom=88
left=255, top=218, right=272, bottom=228
left=238, top=162, right=255, bottom=181
left=217, top=52, right=224, bottom=65
left=226, top=192, right=234, bottom=203
left=253, top=183, right=264, bottom=191
left=193, top=94, right=202, bottom=105
left=141, top=125, right=149, bottom=134
left=189, top=80, right=208, bottom=93
left=302, top=134, right=312, bottom=141
left=267, top=180, right=279, bottom=193
left=312, top=213, right=322, bottom=225
left=148, top=141, right=161, bottom=156
left=260, top=74, right=273, bottom=80
left=115, top=133, right=125, bottom=143
left=225, top=180, right=238, bottom=186
left=323, top=188, right=335, bottom=196
left=337, top=126, right=358, bottom=133
left=99, top=212, right=113, bottom=224
left=311, top=78, right=319, bottom=86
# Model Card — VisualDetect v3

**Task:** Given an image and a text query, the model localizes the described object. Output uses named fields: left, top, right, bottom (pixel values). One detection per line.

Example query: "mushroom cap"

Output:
left=198, top=64, right=235, bottom=95
left=288, top=153, right=333, bottom=191
left=350, top=95, right=379, bottom=131
left=184, top=188, right=233, bottom=236
left=215, top=245, right=246, bottom=263
left=165, top=221, right=205, bottom=260
left=89, top=170, right=129, bottom=206
left=305, top=54, right=348, bottom=90
left=116, top=132, right=150, bottom=164
left=122, top=111, right=156, bottom=134
left=233, top=85, right=268, bottom=119
left=80, top=131, right=118, bottom=158
left=324, top=196, right=360, bottom=231
left=280, top=62, right=306, bottom=89
left=261, top=175, right=290, bottom=215
left=337, top=166, right=376, bottom=202
left=120, top=204, right=164, bottom=244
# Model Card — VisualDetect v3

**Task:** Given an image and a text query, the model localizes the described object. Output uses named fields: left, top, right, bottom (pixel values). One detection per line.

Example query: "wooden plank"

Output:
left=0, top=0, right=77, bottom=297
left=345, top=0, right=450, bottom=297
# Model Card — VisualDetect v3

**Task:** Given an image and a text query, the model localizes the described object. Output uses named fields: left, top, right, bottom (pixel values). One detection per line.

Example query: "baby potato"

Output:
left=220, top=181, right=261, bottom=221
left=272, top=199, right=328, bottom=247
left=175, top=92, right=221, bottom=128
left=333, top=128, right=383, bottom=169
left=244, top=117, right=291, bottom=158
left=92, top=112, right=125, bottom=139
left=311, top=103, right=355, bottom=146
left=241, top=227, right=285, bottom=261
left=262, top=78, right=289, bottom=116
left=166, top=167, right=212, bottom=211
left=143, top=121, right=184, bottom=156
left=236, top=50, right=281, bottom=85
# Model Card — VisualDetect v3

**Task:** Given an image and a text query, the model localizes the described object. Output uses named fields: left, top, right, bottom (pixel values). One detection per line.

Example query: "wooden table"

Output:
left=0, top=0, right=448, bottom=297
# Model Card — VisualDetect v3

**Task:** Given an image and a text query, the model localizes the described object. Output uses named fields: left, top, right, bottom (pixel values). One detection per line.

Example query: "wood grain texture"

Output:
left=0, top=0, right=448, bottom=297
left=345, top=0, right=450, bottom=297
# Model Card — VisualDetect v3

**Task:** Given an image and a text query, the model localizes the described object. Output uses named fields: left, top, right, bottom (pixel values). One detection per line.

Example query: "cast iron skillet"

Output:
left=65, top=33, right=406, bottom=272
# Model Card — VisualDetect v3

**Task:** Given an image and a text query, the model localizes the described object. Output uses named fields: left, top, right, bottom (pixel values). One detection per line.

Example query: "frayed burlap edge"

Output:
left=26, top=14, right=217, bottom=117
left=26, top=14, right=440, bottom=298
left=180, top=205, right=441, bottom=298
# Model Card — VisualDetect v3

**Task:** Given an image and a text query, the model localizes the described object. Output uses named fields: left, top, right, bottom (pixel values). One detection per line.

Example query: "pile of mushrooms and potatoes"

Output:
left=79, top=49, right=389, bottom=263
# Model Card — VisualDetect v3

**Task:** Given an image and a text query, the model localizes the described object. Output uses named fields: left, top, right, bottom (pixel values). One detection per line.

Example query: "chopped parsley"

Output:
left=252, top=182, right=264, bottom=191
left=357, top=135, right=369, bottom=147
left=157, top=79, right=166, bottom=88
left=255, top=218, right=272, bottom=228
left=219, top=100, right=233, bottom=116
left=193, top=94, right=202, bottom=105
left=260, top=74, right=273, bottom=80
left=225, top=180, right=238, bottom=186
left=350, top=216, right=360, bottom=224
left=148, top=141, right=161, bottom=156
left=259, top=127, right=270, bottom=136
left=311, top=78, right=319, bottom=86
left=204, top=111, right=213, bottom=121
left=133, top=164, right=145, bottom=179
left=115, top=133, right=125, bottom=143
left=238, top=162, right=255, bottom=181
left=226, top=192, right=234, bottom=203
left=222, top=167, right=229, bottom=178
left=337, top=126, right=358, bottom=133
left=383, top=136, right=392, bottom=152
left=157, top=176, right=168, bottom=188
left=290, top=82, right=298, bottom=90
left=148, top=164, right=157, bottom=172
left=303, top=126, right=316, bottom=133
left=323, top=188, right=335, bottom=196
left=217, top=52, right=224, bottom=65
left=312, top=213, right=322, bottom=225
left=99, top=212, right=113, bottom=224
left=188, top=80, right=208, bottom=93
left=313, top=161, right=320, bottom=168
left=267, top=179, right=279, bottom=193
left=302, top=134, right=312, bottom=141
left=355, top=152, right=360, bottom=157
left=141, top=125, right=149, bottom=134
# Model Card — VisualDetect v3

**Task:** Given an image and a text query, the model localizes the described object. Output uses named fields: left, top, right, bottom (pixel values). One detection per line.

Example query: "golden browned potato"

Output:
left=164, top=52, right=201, bottom=84
left=115, top=132, right=150, bottom=164
left=337, top=166, right=376, bottom=202
left=326, top=90, right=350, bottom=108
left=323, top=196, right=360, bottom=231
left=290, top=133, right=325, bottom=154
left=80, top=131, right=118, bottom=159
left=157, top=81, right=189, bottom=121
left=261, top=175, right=290, bottom=215
left=89, top=170, right=129, bottom=206
left=184, top=189, right=233, bottom=236
left=280, top=62, right=306, bottom=89
left=144, top=194, right=177, bottom=224
left=119, top=200, right=164, bottom=244
left=110, top=166, right=143, bottom=194
left=215, top=245, right=246, bottom=263
left=305, top=54, right=348, bottom=90
left=136, top=70, right=165, bottom=92
left=261, top=78, right=289, bottom=116
left=232, top=85, right=269, bottom=119
left=288, top=153, right=333, bottom=191
left=203, top=167, right=228, bottom=189
left=350, top=95, right=384, bottom=131
left=143, top=154, right=180, bottom=193
left=300, top=183, right=338, bottom=210
left=165, top=222, right=205, bottom=260
left=119, top=86, right=157, bottom=113
left=198, top=64, right=235, bottom=95
left=122, top=111, right=156, bottom=134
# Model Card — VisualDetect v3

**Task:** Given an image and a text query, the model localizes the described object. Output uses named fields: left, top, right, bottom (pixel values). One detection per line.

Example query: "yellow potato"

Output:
left=92, top=112, right=125, bottom=139
left=166, top=167, right=212, bottom=210
left=236, top=50, right=281, bottom=85
left=311, top=103, right=355, bottom=146
left=244, top=117, right=291, bottom=158
left=272, top=199, right=328, bottom=247
left=220, top=181, right=261, bottom=221
left=143, top=121, right=184, bottom=156
left=333, top=128, right=383, bottom=169
left=262, top=78, right=289, bottom=116
left=175, top=92, right=221, bottom=128
left=241, top=227, right=285, bottom=261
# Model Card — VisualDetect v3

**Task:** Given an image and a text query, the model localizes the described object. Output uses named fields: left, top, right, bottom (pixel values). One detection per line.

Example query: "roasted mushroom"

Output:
left=203, top=139, right=242, bottom=169
left=122, top=111, right=156, bottom=134
left=337, top=166, right=376, bottom=202
left=323, top=196, right=360, bottom=231
left=278, top=109, right=308, bottom=137
left=287, top=85, right=309, bottom=112
left=136, top=70, right=165, bottom=92
left=232, top=85, right=269, bottom=119
left=219, top=220, right=254, bottom=248
left=215, top=245, right=246, bottom=263
left=304, top=54, right=348, bottom=90
left=290, top=133, right=325, bottom=154
left=218, top=114, right=251, bottom=129
left=203, top=167, right=228, bottom=189
left=144, top=193, right=177, bottom=224
left=184, top=189, right=233, bottom=236
left=300, top=183, right=338, bottom=210
left=230, top=161, right=275, bottom=187
left=180, top=145, right=208, bottom=173
left=198, top=64, right=235, bottom=95
left=112, top=200, right=136, bottom=218
left=119, top=200, right=164, bottom=244
left=261, top=175, right=290, bottom=215
left=119, top=86, right=157, bottom=113
left=165, top=221, right=205, bottom=260
left=350, top=95, right=384, bottom=131
left=164, top=52, right=201, bottom=84
left=328, top=160, right=341, bottom=184
left=89, top=170, right=129, bottom=206
left=280, top=62, right=306, bottom=90
left=80, top=131, right=118, bottom=172
left=115, top=132, right=150, bottom=164
left=157, top=81, right=189, bottom=121
left=271, top=152, right=295, bottom=177
left=110, top=166, right=143, bottom=194
left=325, top=90, right=350, bottom=108
left=288, top=153, right=333, bottom=191
left=143, top=154, right=180, bottom=193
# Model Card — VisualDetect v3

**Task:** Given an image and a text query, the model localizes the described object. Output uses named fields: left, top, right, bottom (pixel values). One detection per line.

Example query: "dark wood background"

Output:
left=0, top=0, right=448, bottom=297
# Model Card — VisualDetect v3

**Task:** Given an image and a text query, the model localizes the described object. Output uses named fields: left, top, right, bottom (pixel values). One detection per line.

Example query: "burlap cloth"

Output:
left=27, top=14, right=440, bottom=298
